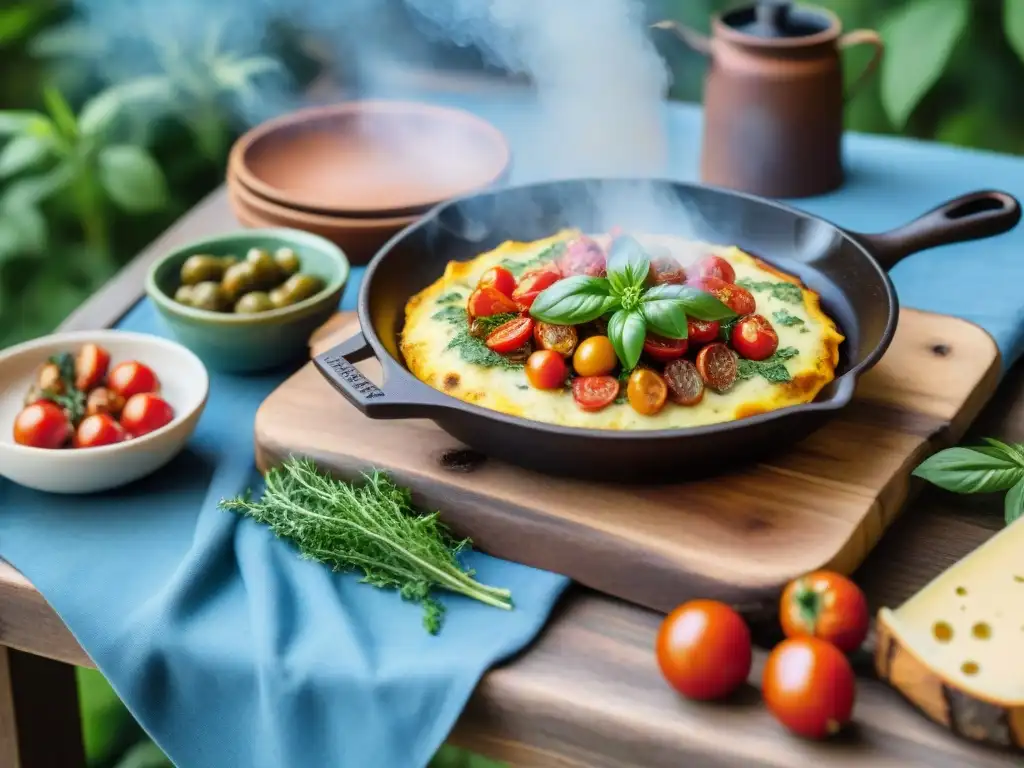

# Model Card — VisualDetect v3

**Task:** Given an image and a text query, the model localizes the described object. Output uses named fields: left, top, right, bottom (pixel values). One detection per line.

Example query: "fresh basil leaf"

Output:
left=912, top=447, right=1024, bottom=494
left=607, top=309, right=646, bottom=371
left=641, top=295, right=688, bottom=339
left=1005, top=478, right=1024, bottom=525
left=606, top=235, right=650, bottom=293
left=980, top=437, right=1024, bottom=468
left=642, top=283, right=737, bottom=322
left=529, top=276, right=616, bottom=325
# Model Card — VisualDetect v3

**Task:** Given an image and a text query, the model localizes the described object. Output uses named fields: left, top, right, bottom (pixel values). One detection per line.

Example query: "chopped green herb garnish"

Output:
left=719, top=316, right=741, bottom=343
left=499, top=242, right=567, bottom=277
left=40, top=352, right=86, bottom=423
left=772, top=309, right=805, bottom=327
left=431, top=306, right=467, bottom=325
left=736, top=346, right=799, bottom=383
left=431, top=307, right=522, bottom=368
left=737, top=278, right=802, bottom=304
left=220, top=458, right=513, bottom=635
left=435, top=291, right=465, bottom=305
left=472, top=313, right=518, bottom=336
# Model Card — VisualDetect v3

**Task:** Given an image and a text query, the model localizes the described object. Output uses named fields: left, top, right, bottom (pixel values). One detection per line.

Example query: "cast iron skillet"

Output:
left=313, top=179, right=1021, bottom=482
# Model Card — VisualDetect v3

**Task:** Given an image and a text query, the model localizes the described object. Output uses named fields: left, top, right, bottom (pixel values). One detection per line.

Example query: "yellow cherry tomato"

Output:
left=573, top=335, right=617, bottom=377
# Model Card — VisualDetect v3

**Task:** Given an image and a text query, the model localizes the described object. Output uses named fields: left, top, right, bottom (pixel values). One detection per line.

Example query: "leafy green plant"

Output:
left=913, top=437, right=1024, bottom=525
left=529, top=236, right=735, bottom=370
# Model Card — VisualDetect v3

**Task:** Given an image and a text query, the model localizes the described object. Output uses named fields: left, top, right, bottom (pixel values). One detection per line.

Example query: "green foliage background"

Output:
left=1, top=0, right=1020, bottom=766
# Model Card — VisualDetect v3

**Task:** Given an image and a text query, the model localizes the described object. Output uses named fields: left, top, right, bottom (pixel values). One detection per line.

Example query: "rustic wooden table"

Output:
left=1, top=188, right=1021, bottom=767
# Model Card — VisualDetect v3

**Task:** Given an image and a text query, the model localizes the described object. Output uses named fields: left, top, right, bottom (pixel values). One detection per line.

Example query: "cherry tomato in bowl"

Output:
left=731, top=314, right=779, bottom=361
left=74, top=343, right=110, bottom=391
left=656, top=600, right=752, bottom=701
left=108, top=360, right=160, bottom=399
left=74, top=413, right=127, bottom=448
left=779, top=571, right=869, bottom=653
left=120, top=393, right=176, bottom=437
left=13, top=401, right=71, bottom=449
left=762, top=637, right=856, bottom=739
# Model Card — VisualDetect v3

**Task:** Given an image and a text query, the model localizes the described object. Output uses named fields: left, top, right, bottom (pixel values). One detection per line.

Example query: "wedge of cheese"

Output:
left=875, top=519, right=1024, bottom=749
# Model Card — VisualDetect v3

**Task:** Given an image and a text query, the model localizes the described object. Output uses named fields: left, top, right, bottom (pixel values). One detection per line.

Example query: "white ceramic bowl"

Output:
left=0, top=330, right=209, bottom=494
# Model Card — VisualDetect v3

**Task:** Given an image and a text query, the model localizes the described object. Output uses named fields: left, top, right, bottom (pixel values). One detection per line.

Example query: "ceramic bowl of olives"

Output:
left=145, top=229, right=348, bottom=373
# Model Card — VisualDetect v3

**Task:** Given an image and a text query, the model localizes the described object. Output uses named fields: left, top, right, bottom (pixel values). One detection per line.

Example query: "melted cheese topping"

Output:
left=401, top=231, right=844, bottom=431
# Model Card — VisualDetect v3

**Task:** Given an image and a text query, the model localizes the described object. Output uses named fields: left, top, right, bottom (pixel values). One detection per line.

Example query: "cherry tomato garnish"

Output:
left=762, top=637, right=856, bottom=739
left=525, top=350, right=568, bottom=390
left=626, top=368, right=668, bottom=416
left=656, top=600, right=752, bottom=701
left=485, top=316, right=535, bottom=354
left=696, top=255, right=736, bottom=284
left=664, top=359, right=705, bottom=406
left=13, top=401, right=71, bottom=449
left=478, top=266, right=517, bottom=297
left=571, top=375, right=619, bottom=411
left=696, top=343, right=738, bottom=393
left=119, top=393, right=175, bottom=437
left=74, top=343, right=110, bottom=391
left=643, top=334, right=687, bottom=362
left=467, top=286, right=519, bottom=318
left=687, top=318, right=721, bottom=345
left=689, top=276, right=756, bottom=316
left=648, top=257, right=687, bottom=285
left=86, top=387, right=125, bottom=417
left=512, top=267, right=561, bottom=310
left=558, top=236, right=607, bottom=277
left=731, top=314, right=779, bottom=361
left=74, top=413, right=127, bottom=448
left=107, top=361, right=159, bottom=399
left=779, top=571, right=869, bottom=654
left=533, top=321, right=578, bottom=357
left=573, top=336, right=617, bottom=377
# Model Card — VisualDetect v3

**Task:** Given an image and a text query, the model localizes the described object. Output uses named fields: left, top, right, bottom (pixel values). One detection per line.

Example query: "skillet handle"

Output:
left=856, top=190, right=1021, bottom=270
left=313, top=331, right=455, bottom=419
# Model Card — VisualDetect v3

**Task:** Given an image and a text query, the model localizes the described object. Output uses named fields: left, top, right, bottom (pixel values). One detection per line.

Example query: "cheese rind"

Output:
left=875, top=519, right=1024, bottom=750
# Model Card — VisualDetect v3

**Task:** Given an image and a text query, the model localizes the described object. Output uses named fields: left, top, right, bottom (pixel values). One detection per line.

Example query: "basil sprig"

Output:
left=913, top=437, right=1024, bottom=525
left=529, top=235, right=736, bottom=371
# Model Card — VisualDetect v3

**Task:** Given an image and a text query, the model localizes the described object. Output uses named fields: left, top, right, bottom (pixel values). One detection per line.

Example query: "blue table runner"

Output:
left=4, top=97, right=1024, bottom=768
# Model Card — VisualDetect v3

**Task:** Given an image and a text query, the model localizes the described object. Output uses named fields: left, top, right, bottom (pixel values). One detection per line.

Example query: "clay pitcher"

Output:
left=655, top=2, right=884, bottom=198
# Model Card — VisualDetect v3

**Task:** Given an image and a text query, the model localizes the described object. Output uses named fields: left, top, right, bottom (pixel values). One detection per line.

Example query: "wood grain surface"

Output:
left=1, top=188, right=1022, bottom=766
left=255, top=310, right=1001, bottom=612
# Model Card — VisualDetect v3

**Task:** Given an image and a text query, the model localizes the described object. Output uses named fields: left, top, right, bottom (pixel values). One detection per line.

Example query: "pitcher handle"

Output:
left=651, top=20, right=712, bottom=57
left=839, top=29, right=885, bottom=103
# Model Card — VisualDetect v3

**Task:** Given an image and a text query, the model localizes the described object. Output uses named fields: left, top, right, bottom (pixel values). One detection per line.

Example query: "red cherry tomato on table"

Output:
left=687, top=318, right=721, bottom=345
left=74, top=413, right=127, bottom=448
left=478, top=266, right=517, bottom=297
left=643, top=334, right=687, bottom=362
left=485, top=316, right=535, bottom=354
left=696, top=343, right=738, bottom=392
left=572, top=375, right=619, bottom=411
left=656, top=600, right=752, bottom=701
left=762, top=637, right=856, bottom=739
left=75, top=342, right=110, bottom=391
left=731, top=314, right=779, bottom=361
left=107, top=361, right=159, bottom=398
left=689, top=276, right=756, bottom=316
left=525, top=350, right=568, bottom=390
left=664, top=359, right=705, bottom=406
left=467, top=286, right=519, bottom=318
left=626, top=368, right=668, bottom=416
left=513, top=267, right=561, bottom=310
left=779, top=571, right=869, bottom=653
left=533, top=322, right=578, bottom=357
left=13, top=401, right=71, bottom=448
left=120, top=393, right=175, bottom=437
left=696, top=255, right=736, bottom=284
left=558, top=236, right=607, bottom=277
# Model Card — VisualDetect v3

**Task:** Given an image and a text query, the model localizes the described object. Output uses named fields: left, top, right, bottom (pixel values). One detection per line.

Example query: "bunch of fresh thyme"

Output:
left=220, top=458, right=513, bottom=634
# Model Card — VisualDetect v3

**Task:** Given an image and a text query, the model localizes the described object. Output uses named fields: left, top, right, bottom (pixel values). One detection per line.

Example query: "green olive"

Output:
left=180, top=254, right=231, bottom=285
left=245, top=247, right=283, bottom=289
left=221, top=261, right=259, bottom=301
left=269, top=273, right=325, bottom=308
left=190, top=281, right=229, bottom=312
left=173, top=285, right=195, bottom=306
left=234, top=291, right=275, bottom=314
left=274, top=247, right=301, bottom=277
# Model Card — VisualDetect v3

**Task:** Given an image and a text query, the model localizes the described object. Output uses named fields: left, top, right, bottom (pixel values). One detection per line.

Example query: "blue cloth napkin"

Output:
left=4, top=95, right=1024, bottom=768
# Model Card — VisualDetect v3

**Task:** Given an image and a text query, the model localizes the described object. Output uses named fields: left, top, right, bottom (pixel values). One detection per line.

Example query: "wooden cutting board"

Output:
left=254, top=309, right=1001, bottom=612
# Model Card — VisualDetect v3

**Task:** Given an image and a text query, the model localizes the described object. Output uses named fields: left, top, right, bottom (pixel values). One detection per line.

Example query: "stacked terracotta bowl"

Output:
left=227, top=100, right=512, bottom=264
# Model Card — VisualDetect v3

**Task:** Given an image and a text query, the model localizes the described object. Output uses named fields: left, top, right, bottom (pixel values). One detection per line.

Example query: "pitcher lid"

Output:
left=717, top=2, right=840, bottom=46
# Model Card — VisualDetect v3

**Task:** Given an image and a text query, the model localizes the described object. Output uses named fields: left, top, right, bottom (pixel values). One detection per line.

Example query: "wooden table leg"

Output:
left=2, top=648, right=86, bottom=768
